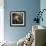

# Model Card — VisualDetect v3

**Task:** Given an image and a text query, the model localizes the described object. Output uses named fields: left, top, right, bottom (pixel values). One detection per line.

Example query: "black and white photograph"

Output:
left=10, top=11, right=26, bottom=27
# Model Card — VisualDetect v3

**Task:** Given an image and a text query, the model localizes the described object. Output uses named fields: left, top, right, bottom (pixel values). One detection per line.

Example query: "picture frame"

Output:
left=10, top=11, right=26, bottom=27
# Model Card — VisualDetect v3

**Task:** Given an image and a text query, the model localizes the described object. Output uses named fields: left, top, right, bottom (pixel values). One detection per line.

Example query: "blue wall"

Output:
left=40, top=0, right=46, bottom=27
left=4, top=0, right=40, bottom=42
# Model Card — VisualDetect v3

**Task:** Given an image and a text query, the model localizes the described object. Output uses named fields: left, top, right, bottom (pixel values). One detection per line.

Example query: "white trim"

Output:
left=0, top=8, right=4, bottom=42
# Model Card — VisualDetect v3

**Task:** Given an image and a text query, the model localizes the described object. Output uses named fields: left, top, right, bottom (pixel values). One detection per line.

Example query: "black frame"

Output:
left=10, top=11, right=26, bottom=27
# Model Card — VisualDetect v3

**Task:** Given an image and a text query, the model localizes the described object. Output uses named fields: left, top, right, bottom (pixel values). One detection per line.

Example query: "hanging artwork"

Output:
left=10, top=11, right=26, bottom=27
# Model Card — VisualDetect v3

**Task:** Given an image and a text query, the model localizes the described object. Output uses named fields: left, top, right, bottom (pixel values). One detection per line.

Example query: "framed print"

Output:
left=10, top=11, right=26, bottom=27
